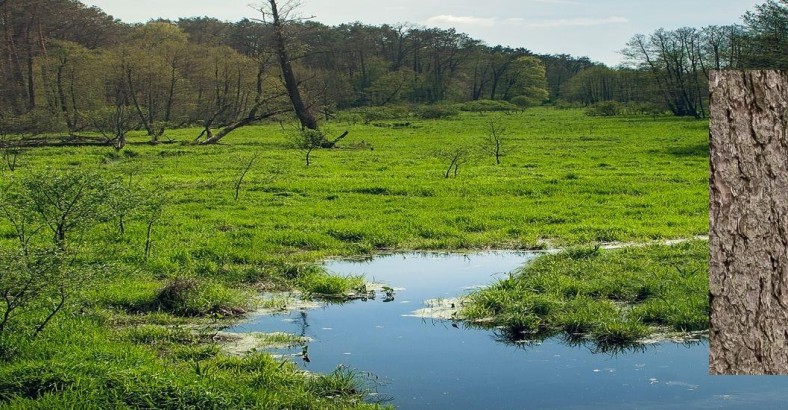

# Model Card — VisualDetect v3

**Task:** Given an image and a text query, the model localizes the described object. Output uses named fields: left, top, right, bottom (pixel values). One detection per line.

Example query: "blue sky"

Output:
left=82, top=0, right=763, bottom=66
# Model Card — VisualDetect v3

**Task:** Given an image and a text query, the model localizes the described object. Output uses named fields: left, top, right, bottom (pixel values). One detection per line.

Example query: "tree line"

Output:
left=0, top=0, right=785, bottom=144
left=563, top=0, right=788, bottom=118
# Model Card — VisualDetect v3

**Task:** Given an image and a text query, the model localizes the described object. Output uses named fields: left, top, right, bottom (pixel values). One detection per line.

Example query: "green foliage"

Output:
left=414, top=104, right=460, bottom=119
left=0, top=108, right=68, bottom=136
left=742, top=0, right=788, bottom=68
left=1, top=168, right=120, bottom=246
left=459, top=100, right=518, bottom=113
left=510, top=96, right=536, bottom=109
left=0, top=249, right=91, bottom=338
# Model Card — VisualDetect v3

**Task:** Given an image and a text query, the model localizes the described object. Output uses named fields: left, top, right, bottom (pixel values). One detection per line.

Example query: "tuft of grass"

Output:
left=591, top=319, right=651, bottom=345
left=295, top=267, right=366, bottom=299
left=308, top=365, right=365, bottom=398
left=151, top=277, right=252, bottom=317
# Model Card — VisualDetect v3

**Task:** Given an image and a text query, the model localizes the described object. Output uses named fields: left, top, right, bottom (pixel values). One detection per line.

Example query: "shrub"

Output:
left=414, top=104, right=460, bottom=119
left=510, top=96, right=538, bottom=109
left=459, top=100, right=518, bottom=113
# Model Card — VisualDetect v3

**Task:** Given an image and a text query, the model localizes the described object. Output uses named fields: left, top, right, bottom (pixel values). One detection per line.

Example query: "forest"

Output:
left=1, top=0, right=786, bottom=147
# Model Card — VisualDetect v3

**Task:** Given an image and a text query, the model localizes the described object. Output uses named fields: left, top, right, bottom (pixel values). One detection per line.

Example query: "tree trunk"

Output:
left=26, top=52, right=35, bottom=110
left=709, top=70, right=788, bottom=375
left=126, top=68, right=157, bottom=142
left=56, top=61, right=74, bottom=132
left=198, top=108, right=288, bottom=145
left=269, top=0, right=318, bottom=131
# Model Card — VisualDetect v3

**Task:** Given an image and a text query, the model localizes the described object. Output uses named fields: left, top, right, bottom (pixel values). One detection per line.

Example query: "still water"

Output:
left=228, top=252, right=788, bottom=409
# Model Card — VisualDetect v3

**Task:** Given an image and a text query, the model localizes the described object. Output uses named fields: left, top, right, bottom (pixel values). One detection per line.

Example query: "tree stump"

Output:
left=709, top=70, right=788, bottom=374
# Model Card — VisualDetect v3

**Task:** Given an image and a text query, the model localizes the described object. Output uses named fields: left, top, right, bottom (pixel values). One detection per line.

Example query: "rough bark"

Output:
left=709, top=70, right=788, bottom=374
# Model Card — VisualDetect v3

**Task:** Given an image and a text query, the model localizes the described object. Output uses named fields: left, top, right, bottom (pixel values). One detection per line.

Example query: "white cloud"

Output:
left=526, top=16, right=629, bottom=28
left=425, top=15, right=496, bottom=27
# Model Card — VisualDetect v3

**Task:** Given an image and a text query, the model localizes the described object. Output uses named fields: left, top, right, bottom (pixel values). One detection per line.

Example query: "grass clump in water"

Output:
left=463, top=241, right=708, bottom=347
left=294, top=266, right=366, bottom=300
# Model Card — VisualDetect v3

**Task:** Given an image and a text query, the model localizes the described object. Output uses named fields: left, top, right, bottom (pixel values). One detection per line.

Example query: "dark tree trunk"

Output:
left=56, top=61, right=73, bottom=131
left=269, top=0, right=318, bottom=131
left=198, top=108, right=288, bottom=145
left=26, top=52, right=34, bottom=110
left=126, top=69, right=154, bottom=137
left=709, top=70, right=788, bottom=375
left=164, top=65, right=176, bottom=123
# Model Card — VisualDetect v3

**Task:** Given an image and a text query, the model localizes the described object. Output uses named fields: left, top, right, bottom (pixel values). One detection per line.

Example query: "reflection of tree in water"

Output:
left=299, top=310, right=310, bottom=363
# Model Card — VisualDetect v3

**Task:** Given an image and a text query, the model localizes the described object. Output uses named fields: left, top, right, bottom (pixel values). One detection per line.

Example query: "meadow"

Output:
left=0, top=107, right=710, bottom=407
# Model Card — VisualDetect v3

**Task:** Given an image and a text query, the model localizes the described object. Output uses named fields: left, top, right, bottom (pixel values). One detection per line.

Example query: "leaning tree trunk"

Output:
left=269, top=0, right=318, bottom=132
left=709, top=70, right=788, bottom=375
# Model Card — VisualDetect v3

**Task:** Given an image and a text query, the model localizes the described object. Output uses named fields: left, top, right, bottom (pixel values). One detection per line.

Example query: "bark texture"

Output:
left=709, top=70, right=788, bottom=374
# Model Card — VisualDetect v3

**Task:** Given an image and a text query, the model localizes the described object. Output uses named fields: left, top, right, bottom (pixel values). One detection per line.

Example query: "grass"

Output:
left=462, top=241, right=709, bottom=347
left=5, top=108, right=708, bottom=259
left=0, top=319, right=379, bottom=409
left=0, top=108, right=709, bottom=406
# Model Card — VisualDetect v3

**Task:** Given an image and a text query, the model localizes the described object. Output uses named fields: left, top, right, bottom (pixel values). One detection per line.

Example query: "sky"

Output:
left=80, top=0, right=763, bottom=66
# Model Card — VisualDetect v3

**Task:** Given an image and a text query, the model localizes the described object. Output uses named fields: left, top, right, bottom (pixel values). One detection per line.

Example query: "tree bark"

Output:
left=709, top=70, right=788, bottom=374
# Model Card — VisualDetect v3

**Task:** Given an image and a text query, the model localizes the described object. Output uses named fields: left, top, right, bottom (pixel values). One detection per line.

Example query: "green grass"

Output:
left=462, top=241, right=709, bottom=347
left=0, top=108, right=709, bottom=406
left=0, top=318, right=380, bottom=409
left=4, top=108, right=708, bottom=260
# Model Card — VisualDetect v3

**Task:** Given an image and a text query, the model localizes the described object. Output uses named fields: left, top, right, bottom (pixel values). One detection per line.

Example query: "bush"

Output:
left=414, top=104, right=460, bottom=120
left=510, top=96, right=538, bottom=109
left=459, top=100, right=518, bottom=113
left=585, top=101, right=624, bottom=117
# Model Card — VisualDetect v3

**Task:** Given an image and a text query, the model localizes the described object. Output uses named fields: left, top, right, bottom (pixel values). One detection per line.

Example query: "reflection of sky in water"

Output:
left=228, top=252, right=788, bottom=409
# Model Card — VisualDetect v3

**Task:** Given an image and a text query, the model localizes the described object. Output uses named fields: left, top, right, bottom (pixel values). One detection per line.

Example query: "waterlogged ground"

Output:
left=228, top=253, right=788, bottom=409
